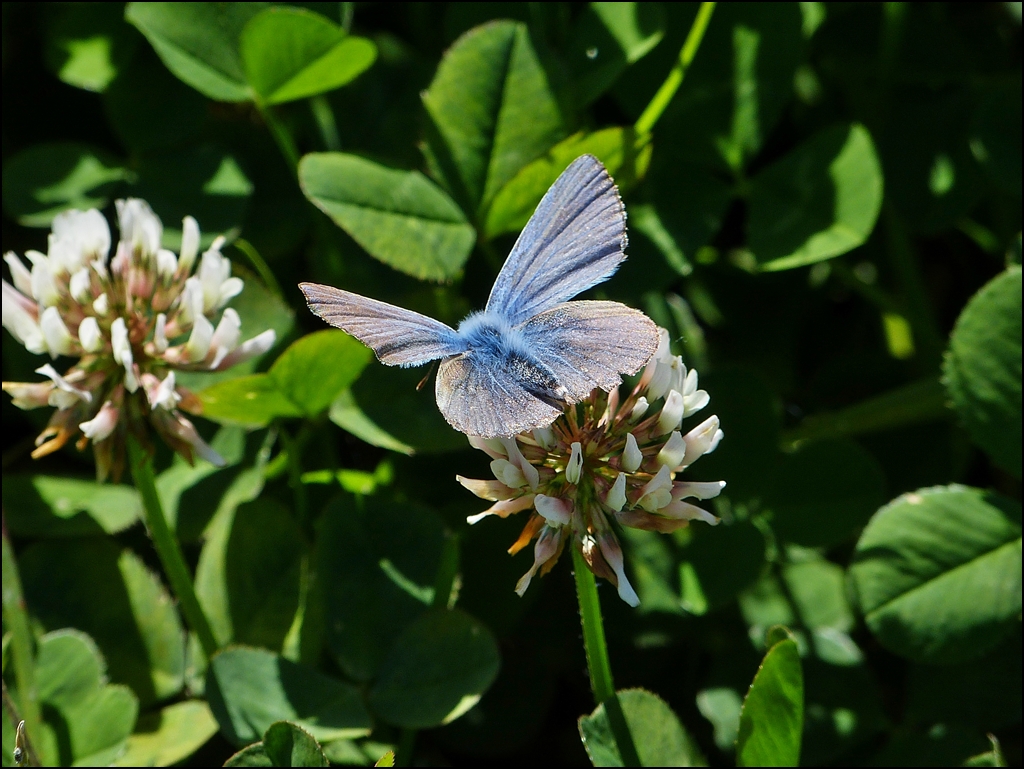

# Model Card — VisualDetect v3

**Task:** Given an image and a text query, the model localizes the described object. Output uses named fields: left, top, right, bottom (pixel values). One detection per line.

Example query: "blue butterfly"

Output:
left=300, top=154, right=660, bottom=438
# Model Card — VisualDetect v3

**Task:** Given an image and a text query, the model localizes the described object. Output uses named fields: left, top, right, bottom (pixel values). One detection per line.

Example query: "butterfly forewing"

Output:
left=299, top=282, right=464, bottom=367
left=485, top=155, right=627, bottom=326
left=521, top=301, right=660, bottom=402
left=436, top=354, right=562, bottom=438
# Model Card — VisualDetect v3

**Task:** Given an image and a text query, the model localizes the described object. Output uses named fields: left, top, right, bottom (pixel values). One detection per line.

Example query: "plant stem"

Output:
left=634, top=2, right=716, bottom=136
left=259, top=102, right=301, bottom=172
left=572, top=547, right=641, bottom=767
left=127, top=437, right=219, bottom=659
left=1, top=530, right=40, bottom=767
left=233, top=237, right=283, bottom=298
left=310, top=95, right=342, bottom=151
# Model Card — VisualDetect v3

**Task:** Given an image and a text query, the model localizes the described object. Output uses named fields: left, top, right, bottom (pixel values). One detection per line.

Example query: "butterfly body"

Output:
left=301, top=154, right=659, bottom=438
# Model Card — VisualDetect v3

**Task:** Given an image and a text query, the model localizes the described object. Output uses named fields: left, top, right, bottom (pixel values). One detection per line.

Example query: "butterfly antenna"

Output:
left=416, top=361, right=439, bottom=391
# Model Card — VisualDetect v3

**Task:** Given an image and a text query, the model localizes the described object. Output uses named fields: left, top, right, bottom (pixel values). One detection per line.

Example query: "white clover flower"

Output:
left=2, top=199, right=276, bottom=480
left=457, top=328, right=725, bottom=605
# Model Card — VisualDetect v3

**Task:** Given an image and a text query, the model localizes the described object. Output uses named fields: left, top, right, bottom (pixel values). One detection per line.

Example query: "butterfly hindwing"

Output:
left=485, top=155, right=627, bottom=326
left=521, top=300, right=660, bottom=402
left=299, top=282, right=465, bottom=366
left=435, top=353, right=562, bottom=438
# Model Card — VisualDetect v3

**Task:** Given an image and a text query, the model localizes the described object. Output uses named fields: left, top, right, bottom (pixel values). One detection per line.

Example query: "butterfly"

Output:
left=300, top=154, right=660, bottom=439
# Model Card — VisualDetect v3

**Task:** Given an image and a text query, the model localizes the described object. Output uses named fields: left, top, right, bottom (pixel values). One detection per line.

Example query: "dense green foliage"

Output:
left=2, top=2, right=1020, bottom=766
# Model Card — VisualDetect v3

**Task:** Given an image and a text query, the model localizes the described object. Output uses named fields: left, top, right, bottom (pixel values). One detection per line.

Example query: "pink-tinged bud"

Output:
left=622, top=432, right=643, bottom=473
left=156, top=410, right=225, bottom=466
left=2, top=279, right=45, bottom=354
left=656, top=430, right=687, bottom=469
left=680, top=415, right=721, bottom=468
left=456, top=476, right=518, bottom=501
left=211, top=329, right=275, bottom=371
left=110, top=318, right=138, bottom=392
left=672, top=480, right=726, bottom=501
left=145, top=371, right=180, bottom=411
left=515, top=526, right=563, bottom=597
left=1, top=380, right=54, bottom=410
left=208, top=308, right=241, bottom=368
left=179, top=216, right=200, bottom=274
left=35, top=364, right=92, bottom=407
left=638, top=465, right=673, bottom=512
left=4, top=252, right=34, bottom=295
left=606, top=473, right=627, bottom=511
left=79, top=400, right=120, bottom=442
left=78, top=317, right=103, bottom=353
left=598, top=533, right=640, bottom=607
left=467, top=494, right=536, bottom=524
left=535, top=494, right=572, bottom=527
left=41, top=307, right=74, bottom=357
left=657, top=389, right=685, bottom=435
left=565, top=441, right=584, bottom=484
left=500, top=436, right=539, bottom=489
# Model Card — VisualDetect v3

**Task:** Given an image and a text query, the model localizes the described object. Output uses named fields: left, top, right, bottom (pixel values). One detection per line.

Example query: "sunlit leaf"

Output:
left=225, top=722, right=329, bottom=767
left=240, top=7, right=376, bottom=105
left=114, top=701, right=219, bottom=767
left=43, top=3, right=137, bottom=92
left=483, top=127, right=652, bottom=238
left=578, top=688, right=706, bottom=766
left=299, top=152, right=476, bottom=281
left=126, top=2, right=268, bottom=101
left=2, top=476, right=139, bottom=537
left=850, top=485, right=1022, bottom=663
left=199, top=374, right=302, bottom=427
left=736, top=633, right=803, bottom=767
left=270, top=330, right=372, bottom=417
left=944, top=267, right=1022, bottom=478
left=422, top=21, right=566, bottom=217
left=748, top=123, right=883, bottom=271
left=207, top=646, right=372, bottom=745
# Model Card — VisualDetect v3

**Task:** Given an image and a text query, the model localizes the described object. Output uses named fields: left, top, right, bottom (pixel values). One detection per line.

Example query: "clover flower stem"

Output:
left=634, top=2, right=716, bottom=136
left=280, top=426, right=310, bottom=532
left=232, top=237, right=283, bottom=298
left=2, top=531, right=41, bottom=767
left=258, top=101, right=301, bottom=172
left=572, top=546, right=641, bottom=767
left=127, top=437, right=219, bottom=659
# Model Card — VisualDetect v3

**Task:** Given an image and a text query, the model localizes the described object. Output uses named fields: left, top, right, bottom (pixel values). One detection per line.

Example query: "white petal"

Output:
left=78, top=316, right=103, bottom=352
left=515, top=527, right=562, bottom=597
left=606, top=473, right=627, bottom=512
left=2, top=280, right=45, bottom=353
left=208, top=308, right=241, bottom=368
left=198, top=239, right=230, bottom=312
left=153, top=313, right=168, bottom=353
left=4, top=252, right=34, bottom=295
left=116, top=198, right=162, bottom=255
left=531, top=426, right=555, bottom=450
left=598, top=534, right=640, bottom=607
left=535, top=494, right=572, bottom=527
left=40, top=307, right=74, bottom=357
left=630, top=396, right=649, bottom=420
left=79, top=400, right=119, bottom=441
left=681, top=416, right=721, bottom=467
left=500, top=436, right=539, bottom=490
left=217, top=277, right=244, bottom=308
left=656, top=430, right=687, bottom=469
left=92, top=293, right=109, bottom=316
left=185, top=312, right=214, bottom=362
left=148, top=372, right=179, bottom=410
left=35, top=363, right=92, bottom=404
left=69, top=268, right=92, bottom=304
left=110, top=317, right=133, bottom=367
left=622, top=433, right=643, bottom=473
left=52, top=209, right=111, bottom=263
left=673, top=480, right=726, bottom=501
left=682, top=389, right=710, bottom=417
left=156, top=249, right=178, bottom=280
left=656, top=389, right=685, bottom=435
left=179, top=216, right=200, bottom=273
left=490, top=458, right=526, bottom=488
left=2, top=380, right=54, bottom=410
left=212, top=329, right=275, bottom=370
left=566, top=441, right=584, bottom=484
left=26, top=250, right=60, bottom=307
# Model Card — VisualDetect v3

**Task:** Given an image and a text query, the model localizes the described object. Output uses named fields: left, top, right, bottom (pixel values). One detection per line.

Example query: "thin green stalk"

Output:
left=279, top=426, right=311, bottom=531
left=634, top=2, right=716, bottom=136
left=2, top=531, right=40, bottom=767
left=572, top=547, right=641, bottom=767
left=310, top=95, right=341, bottom=151
left=395, top=728, right=416, bottom=768
left=432, top=533, right=461, bottom=609
left=127, top=437, right=219, bottom=659
left=259, top=102, right=301, bottom=172
left=233, top=237, right=283, bottom=298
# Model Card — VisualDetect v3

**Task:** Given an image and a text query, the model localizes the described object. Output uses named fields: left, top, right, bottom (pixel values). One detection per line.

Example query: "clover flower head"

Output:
left=457, top=328, right=725, bottom=606
left=2, top=200, right=276, bottom=480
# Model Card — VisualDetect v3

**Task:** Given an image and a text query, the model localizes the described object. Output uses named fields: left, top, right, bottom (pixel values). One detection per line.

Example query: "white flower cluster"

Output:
left=458, top=329, right=725, bottom=606
left=2, top=200, right=276, bottom=478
